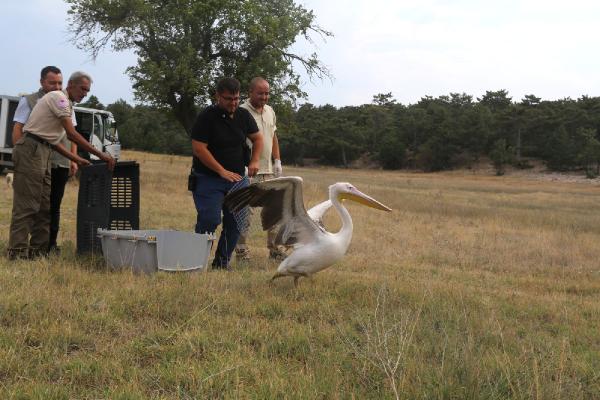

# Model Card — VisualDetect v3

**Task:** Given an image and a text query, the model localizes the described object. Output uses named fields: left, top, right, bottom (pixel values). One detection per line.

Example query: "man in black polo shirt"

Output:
left=191, top=77, right=264, bottom=269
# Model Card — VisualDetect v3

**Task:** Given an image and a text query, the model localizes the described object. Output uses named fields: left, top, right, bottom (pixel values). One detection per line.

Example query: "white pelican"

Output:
left=224, top=177, right=392, bottom=285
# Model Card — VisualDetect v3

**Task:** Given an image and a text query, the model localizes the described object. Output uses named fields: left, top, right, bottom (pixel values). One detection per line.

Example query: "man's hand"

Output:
left=100, top=153, right=116, bottom=171
left=12, top=122, right=24, bottom=146
left=70, top=161, right=79, bottom=177
left=218, top=169, right=242, bottom=182
left=248, top=160, right=260, bottom=177
left=74, top=155, right=91, bottom=167
left=273, top=159, right=283, bottom=177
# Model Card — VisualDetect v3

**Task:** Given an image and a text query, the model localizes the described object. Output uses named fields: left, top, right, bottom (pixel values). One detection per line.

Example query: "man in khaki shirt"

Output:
left=7, top=71, right=116, bottom=260
left=12, top=66, right=79, bottom=253
left=235, top=77, right=285, bottom=261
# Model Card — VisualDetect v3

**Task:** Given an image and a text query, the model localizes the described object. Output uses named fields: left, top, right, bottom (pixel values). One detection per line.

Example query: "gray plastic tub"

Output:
left=97, top=229, right=215, bottom=274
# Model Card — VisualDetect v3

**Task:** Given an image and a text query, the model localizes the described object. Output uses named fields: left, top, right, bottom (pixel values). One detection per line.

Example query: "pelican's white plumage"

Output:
left=307, top=199, right=332, bottom=227
left=224, top=176, right=392, bottom=285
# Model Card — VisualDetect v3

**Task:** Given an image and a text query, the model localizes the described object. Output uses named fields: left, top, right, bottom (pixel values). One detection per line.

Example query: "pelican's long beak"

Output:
left=340, top=188, right=392, bottom=212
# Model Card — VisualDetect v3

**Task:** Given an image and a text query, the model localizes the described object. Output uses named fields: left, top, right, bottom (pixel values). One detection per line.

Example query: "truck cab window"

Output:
left=76, top=112, right=93, bottom=141
left=94, top=114, right=104, bottom=144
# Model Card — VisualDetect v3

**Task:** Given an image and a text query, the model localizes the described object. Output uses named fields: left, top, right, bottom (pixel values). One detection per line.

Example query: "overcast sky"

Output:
left=1, top=0, right=599, bottom=107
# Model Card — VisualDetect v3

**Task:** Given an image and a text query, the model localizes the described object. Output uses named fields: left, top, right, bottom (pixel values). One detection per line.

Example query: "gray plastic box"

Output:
left=97, top=229, right=215, bottom=274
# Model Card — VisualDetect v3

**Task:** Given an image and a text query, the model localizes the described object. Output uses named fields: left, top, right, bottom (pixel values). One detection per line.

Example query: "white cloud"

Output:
left=2, top=0, right=599, bottom=106
left=298, top=0, right=600, bottom=105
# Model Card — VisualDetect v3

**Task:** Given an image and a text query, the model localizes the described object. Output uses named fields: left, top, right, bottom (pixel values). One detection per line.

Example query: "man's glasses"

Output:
left=220, top=95, right=240, bottom=102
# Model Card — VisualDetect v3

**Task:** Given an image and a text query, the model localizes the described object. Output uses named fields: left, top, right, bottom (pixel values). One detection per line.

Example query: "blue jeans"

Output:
left=192, top=172, right=247, bottom=267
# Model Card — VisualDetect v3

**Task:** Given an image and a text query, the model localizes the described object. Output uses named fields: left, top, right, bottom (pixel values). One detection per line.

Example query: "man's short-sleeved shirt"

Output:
left=14, top=95, right=77, bottom=126
left=14, top=93, right=77, bottom=168
left=22, top=90, right=73, bottom=145
left=240, top=100, right=277, bottom=174
left=191, top=105, right=259, bottom=176
left=13, top=97, right=32, bottom=124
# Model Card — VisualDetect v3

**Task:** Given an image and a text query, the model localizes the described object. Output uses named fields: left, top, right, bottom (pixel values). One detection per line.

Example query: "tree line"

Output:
left=82, top=90, right=600, bottom=177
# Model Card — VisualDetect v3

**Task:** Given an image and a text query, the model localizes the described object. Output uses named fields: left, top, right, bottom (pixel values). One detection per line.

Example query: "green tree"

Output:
left=279, top=103, right=318, bottom=165
left=412, top=96, right=458, bottom=171
left=117, top=105, right=191, bottom=156
left=372, top=92, right=397, bottom=106
left=489, top=138, right=514, bottom=176
left=78, top=95, right=105, bottom=110
left=106, top=99, right=134, bottom=128
left=478, top=90, right=512, bottom=113
left=575, top=127, right=600, bottom=178
left=377, top=135, right=406, bottom=169
left=321, top=106, right=365, bottom=167
left=521, top=94, right=541, bottom=107
left=364, top=94, right=397, bottom=151
left=66, top=0, right=331, bottom=134
left=516, top=94, right=542, bottom=161
left=544, top=125, right=577, bottom=170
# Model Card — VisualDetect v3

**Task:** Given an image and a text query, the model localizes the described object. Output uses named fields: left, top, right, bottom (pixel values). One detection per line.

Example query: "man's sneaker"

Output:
left=235, top=248, right=251, bottom=261
left=269, top=250, right=287, bottom=261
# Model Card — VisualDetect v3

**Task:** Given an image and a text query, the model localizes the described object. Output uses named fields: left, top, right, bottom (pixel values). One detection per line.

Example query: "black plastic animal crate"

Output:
left=76, top=161, right=140, bottom=254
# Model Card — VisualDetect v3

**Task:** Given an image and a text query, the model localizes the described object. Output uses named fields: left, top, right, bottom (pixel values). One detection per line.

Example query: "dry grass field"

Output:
left=1, top=150, right=599, bottom=399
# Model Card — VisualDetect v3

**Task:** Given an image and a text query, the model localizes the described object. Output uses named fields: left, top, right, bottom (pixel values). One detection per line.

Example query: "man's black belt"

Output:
left=24, top=132, right=52, bottom=147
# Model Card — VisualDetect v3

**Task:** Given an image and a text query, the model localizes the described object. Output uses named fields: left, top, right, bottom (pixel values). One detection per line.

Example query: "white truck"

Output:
left=0, top=94, right=121, bottom=173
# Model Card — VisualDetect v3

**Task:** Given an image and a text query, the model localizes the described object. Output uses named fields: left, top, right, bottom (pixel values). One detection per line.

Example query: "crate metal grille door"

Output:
left=111, top=177, right=133, bottom=207
left=77, top=161, right=140, bottom=254
left=110, top=220, right=134, bottom=230
left=109, top=161, right=140, bottom=235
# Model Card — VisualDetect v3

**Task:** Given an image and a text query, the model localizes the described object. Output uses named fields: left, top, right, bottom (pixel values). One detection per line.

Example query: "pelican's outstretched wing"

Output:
left=307, top=200, right=332, bottom=228
left=224, top=176, right=324, bottom=246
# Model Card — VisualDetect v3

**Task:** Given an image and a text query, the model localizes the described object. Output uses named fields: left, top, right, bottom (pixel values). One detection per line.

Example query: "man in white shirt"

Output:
left=235, top=77, right=285, bottom=261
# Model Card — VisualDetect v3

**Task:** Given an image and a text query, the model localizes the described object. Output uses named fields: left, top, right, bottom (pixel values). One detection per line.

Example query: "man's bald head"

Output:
left=249, top=77, right=268, bottom=91
left=248, top=77, right=270, bottom=110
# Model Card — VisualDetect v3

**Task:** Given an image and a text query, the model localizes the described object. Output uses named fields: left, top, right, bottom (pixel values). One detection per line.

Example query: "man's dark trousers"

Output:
left=49, top=166, right=70, bottom=250
left=192, top=172, right=241, bottom=268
